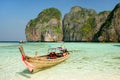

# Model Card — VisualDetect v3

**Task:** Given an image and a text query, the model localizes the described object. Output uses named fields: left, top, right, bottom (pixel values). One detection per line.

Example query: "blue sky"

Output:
left=0, top=0, right=119, bottom=41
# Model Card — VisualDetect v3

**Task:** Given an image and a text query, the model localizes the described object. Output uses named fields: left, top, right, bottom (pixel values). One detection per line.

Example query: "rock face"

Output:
left=63, top=6, right=97, bottom=41
left=93, top=3, right=120, bottom=42
left=62, top=6, right=111, bottom=42
left=25, top=8, right=63, bottom=41
left=25, top=3, right=120, bottom=42
left=94, top=11, right=110, bottom=35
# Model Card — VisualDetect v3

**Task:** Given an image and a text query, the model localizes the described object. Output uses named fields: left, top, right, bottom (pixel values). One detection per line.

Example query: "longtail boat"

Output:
left=18, top=46, right=70, bottom=73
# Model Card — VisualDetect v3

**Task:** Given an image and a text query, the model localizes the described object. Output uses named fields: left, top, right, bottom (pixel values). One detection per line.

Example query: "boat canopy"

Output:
left=48, top=47, right=66, bottom=51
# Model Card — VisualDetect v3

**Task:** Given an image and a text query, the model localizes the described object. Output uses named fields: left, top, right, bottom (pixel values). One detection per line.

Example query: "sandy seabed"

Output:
left=0, top=42, right=120, bottom=80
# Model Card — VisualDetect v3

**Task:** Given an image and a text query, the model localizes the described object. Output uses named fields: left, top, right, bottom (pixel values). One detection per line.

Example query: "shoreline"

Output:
left=0, top=41, right=120, bottom=43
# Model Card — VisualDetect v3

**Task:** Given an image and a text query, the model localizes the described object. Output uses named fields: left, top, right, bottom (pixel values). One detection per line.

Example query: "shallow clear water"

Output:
left=0, top=42, right=120, bottom=80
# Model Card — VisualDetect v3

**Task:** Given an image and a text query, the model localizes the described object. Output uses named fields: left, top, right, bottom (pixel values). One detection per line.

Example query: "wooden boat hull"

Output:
left=18, top=46, right=70, bottom=73
left=26, top=54, right=69, bottom=73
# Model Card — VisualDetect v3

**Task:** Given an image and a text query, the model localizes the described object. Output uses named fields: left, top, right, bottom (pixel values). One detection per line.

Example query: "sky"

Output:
left=0, top=0, right=120, bottom=41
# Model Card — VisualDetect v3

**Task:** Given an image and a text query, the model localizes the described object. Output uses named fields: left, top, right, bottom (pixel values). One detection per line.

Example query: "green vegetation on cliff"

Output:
left=93, top=3, right=120, bottom=42
left=38, top=8, right=62, bottom=23
left=25, top=3, right=120, bottom=42
left=80, top=17, right=95, bottom=36
left=25, top=7, right=63, bottom=41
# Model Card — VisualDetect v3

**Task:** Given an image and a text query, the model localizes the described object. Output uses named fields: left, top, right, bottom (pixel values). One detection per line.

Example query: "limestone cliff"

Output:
left=25, top=3, right=120, bottom=42
left=94, top=11, right=110, bottom=34
left=63, top=6, right=97, bottom=41
left=25, top=8, right=63, bottom=42
left=63, top=6, right=110, bottom=42
left=93, top=3, right=120, bottom=42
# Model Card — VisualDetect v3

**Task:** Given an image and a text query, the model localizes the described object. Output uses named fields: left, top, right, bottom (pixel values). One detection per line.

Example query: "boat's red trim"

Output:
left=21, top=55, right=35, bottom=72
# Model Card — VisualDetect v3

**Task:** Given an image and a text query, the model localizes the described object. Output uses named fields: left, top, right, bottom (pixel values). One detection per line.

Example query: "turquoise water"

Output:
left=0, top=42, right=120, bottom=80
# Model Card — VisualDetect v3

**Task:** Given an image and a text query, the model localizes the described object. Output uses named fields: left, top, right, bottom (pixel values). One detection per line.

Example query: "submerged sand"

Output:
left=0, top=42, right=120, bottom=80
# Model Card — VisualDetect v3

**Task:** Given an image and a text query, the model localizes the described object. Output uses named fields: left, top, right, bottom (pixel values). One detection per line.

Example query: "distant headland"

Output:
left=25, top=3, right=120, bottom=42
